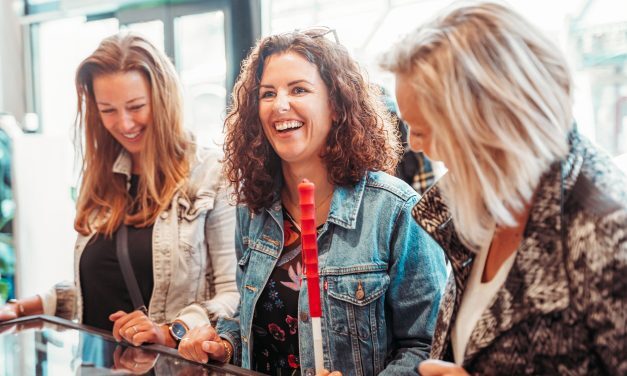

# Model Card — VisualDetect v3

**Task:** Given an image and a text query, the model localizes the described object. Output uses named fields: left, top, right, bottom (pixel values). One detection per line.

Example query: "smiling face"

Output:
left=258, top=52, right=335, bottom=166
left=395, top=74, right=433, bottom=156
left=93, top=70, right=153, bottom=170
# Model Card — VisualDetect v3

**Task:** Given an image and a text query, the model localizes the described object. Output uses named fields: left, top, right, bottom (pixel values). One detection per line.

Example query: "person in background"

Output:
left=0, top=33, right=239, bottom=351
left=381, top=2, right=626, bottom=375
left=177, top=27, right=447, bottom=375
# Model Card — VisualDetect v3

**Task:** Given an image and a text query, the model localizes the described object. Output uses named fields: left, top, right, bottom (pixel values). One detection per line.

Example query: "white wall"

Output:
left=0, top=0, right=26, bottom=120
left=0, top=3, right=76, bottom=298
left=12, top=132, right=76, bottom=297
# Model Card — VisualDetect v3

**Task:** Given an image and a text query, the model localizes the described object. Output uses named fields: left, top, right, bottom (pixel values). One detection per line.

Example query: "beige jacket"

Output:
left=40, top=147, right=239, bottom=330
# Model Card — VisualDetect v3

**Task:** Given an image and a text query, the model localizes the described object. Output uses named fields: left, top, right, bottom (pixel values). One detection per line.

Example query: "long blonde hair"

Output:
left=381, top=2, right=573, bottom=250
left=74, top=32, right=190, bottom=236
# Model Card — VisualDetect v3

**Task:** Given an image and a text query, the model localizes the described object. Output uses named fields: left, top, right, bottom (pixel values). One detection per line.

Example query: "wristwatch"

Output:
left=168, top=320, right=189, bottom=345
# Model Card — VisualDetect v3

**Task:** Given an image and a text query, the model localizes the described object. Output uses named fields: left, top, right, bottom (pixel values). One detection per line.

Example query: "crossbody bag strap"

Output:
left=116, top=224, right=148, bottom=315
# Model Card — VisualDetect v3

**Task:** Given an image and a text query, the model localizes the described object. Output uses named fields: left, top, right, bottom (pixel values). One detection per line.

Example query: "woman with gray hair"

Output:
left=381, top=2, right=626, bottom=375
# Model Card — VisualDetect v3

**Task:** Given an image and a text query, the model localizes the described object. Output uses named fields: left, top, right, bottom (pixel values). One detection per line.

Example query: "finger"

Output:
left=192, top=338, right=208, bottom=363
left=0, top=310, right=18, bottom=321
left=201, top=340, right=225, bottom=361
left=110, top=311, right=132, bottom=342
left=121, top=317, right=151, bottom=343
left=178, top=339, right=192, bottom=361
left=316, top=370, right=330, bottom=376
left=109, top=310, right=127, bottom=322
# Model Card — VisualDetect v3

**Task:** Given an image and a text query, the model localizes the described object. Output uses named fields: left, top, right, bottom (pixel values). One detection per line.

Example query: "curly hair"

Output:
left=224, top=30, right=401, bottom=212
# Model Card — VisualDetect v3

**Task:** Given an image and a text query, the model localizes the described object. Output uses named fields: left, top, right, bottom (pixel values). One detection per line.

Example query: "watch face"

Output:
left=170, top=322, right=187, bottom=340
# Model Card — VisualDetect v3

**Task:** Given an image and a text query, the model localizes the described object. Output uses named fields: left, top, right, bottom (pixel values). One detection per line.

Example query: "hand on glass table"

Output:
left=110, top=310, right=169, bottom=347
left=0, top=302, right=19, bottom=321
left=178, top=323, right=231, bottom=364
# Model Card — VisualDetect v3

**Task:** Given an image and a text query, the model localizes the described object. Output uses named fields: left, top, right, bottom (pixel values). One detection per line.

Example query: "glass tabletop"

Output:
left=0, top=315, right=262, bottom=376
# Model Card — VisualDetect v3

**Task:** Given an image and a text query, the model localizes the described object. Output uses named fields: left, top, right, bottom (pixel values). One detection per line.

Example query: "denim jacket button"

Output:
left=304, top=368, right=314, bottom=376
left=299, top=311, right=309, bottom=322
left=160, top=211, right=169, bottom=220
left=356, top=289, right=365, bottom=300
left=355, top=281, right=365, bottom=300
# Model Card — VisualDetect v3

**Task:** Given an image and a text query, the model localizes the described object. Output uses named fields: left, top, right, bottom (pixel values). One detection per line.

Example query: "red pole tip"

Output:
left=298, top=180, right=315, bottom=204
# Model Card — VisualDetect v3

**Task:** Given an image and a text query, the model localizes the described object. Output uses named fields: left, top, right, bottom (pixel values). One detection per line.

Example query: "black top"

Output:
left=80, top=175, right=154, bottom=331
left=252, top=210, right=324, bottom=374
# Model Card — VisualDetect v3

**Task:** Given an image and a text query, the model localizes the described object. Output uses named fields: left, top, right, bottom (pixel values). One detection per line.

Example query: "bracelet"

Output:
left=220, top=339, right=233, bottom=364
left=8, top=299, right=25, bottom=317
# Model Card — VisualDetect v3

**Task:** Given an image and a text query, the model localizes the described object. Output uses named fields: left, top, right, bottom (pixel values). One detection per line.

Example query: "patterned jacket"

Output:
left=412, top=131, right=626, bottom=375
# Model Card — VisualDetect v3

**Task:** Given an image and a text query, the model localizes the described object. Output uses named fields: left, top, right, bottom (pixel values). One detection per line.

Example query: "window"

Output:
left=262, top=0, right=627, bottom=158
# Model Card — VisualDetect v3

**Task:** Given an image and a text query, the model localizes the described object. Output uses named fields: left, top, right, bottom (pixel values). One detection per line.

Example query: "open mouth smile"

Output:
left=274, top=120, right=303, bottom=132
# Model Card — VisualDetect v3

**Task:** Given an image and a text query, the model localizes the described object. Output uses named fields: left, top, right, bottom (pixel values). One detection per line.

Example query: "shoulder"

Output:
left=186, top=146, right=225, bottom=190
left=568, top=134, right=627, bottom=216
left=564, top=143, right=627, bottom=280
left=191, top=147, right=223, bottom=173
left=364, top=170, right=418, bottom=203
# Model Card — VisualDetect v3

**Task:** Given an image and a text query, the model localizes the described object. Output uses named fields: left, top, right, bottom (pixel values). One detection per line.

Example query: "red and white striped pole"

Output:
left=298, top=179, right=324, bottom=373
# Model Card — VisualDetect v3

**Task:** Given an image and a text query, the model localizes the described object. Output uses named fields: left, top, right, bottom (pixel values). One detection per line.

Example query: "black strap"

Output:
left=116, top=225, right=148, bottom=315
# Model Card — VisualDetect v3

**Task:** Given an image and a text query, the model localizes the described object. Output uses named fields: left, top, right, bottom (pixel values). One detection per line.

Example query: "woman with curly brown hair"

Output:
left=177, top=28, right=447, bottom=376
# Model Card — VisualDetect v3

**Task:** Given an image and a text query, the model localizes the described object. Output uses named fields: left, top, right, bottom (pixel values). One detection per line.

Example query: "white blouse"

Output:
left=451, top=227, right=517, bottom=365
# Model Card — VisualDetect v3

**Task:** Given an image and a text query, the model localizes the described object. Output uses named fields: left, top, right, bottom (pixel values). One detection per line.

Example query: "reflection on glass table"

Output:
left=0, top=315, right=263, bottom=376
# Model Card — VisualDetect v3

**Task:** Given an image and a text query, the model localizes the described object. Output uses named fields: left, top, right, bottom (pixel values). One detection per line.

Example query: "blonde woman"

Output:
left=382, top=2, right=626, bottom=375
left=0, top=33, right=238, bottom=350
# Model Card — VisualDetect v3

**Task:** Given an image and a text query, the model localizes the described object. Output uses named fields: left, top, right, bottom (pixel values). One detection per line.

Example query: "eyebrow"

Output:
left=259, top=79, right=315, bottom=88
left=96, top=96, right=146, bottom=106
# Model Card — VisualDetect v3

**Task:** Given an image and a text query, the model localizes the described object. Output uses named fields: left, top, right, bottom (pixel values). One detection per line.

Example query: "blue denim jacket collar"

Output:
left=266, top=175, right=367, bottom=232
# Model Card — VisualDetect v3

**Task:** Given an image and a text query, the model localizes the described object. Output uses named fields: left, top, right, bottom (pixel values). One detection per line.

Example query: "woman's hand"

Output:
left=316, top=369, right=342, bottom=376
left=178, top=324, right=231, bottom=364
left=109, top=310, right=170, bottom=347
left=0, top=303, right=19, bottom=321
left=112, top=345, right=158, bottom=374
left=418, top=359, right=470, bottom=376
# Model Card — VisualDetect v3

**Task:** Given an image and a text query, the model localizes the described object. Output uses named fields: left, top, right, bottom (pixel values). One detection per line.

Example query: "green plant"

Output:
left=0, top=233, right=14, bottom=304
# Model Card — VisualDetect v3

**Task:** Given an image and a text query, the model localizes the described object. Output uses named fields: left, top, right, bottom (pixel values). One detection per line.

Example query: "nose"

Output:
left=273, top=91, right=290, bottom=113
left=118, top=110, right=135, bottom=131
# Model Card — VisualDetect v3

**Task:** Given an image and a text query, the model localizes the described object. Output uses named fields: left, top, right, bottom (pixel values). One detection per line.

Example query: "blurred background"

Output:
left=0, top=0, right=625, bottom=305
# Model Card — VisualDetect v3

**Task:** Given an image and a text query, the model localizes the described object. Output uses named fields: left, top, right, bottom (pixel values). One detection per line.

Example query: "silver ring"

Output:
left=132, top=325, right=138, bottom=334
left=181, top=337, right=191, bottom=341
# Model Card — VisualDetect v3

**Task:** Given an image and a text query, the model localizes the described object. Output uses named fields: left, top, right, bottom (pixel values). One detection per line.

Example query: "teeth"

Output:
left=275, top=120, right=303, bottom=131
left=123, top=131, right=141, bottom=139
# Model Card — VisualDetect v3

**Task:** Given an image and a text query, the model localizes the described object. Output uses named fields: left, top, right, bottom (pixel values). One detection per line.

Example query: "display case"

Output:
left=0, top=315, right=262, bottom=375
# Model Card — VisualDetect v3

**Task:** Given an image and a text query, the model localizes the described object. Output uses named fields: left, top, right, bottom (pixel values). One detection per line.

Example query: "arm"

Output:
left=213, top=205, right=249, bottom=366
left=1, top=279, right=76, bottom=322
left=176, top=184, right=239, bottom=330
left=182, top=205, right=246, bottom=365
left=0, top=295, right=43, bottom=321
left=380, top=196, right=448, bottom=375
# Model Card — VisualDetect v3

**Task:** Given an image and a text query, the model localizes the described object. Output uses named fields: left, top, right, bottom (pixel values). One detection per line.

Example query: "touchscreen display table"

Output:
left=0, top=315, right=262, bottom=375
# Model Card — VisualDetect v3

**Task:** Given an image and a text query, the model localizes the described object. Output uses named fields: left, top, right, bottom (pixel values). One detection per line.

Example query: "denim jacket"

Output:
left=217, top=171, right=447, bottom=375
left=39, top=147, right=239, bottom=330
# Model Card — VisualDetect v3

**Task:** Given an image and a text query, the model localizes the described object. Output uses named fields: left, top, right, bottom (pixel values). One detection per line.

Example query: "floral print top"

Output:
left=252, top=210, right=307, bottom=375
